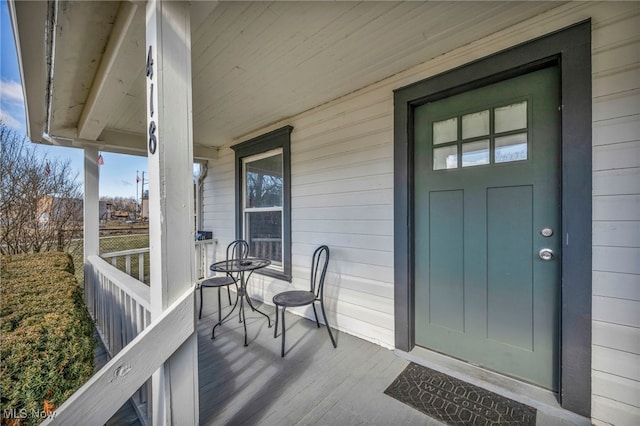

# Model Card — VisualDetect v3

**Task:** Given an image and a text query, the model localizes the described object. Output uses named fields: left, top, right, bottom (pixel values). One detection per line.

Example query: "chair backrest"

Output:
left=227, top=239, right=249, bottom=261
left=311, top=245, right=330, bottom=298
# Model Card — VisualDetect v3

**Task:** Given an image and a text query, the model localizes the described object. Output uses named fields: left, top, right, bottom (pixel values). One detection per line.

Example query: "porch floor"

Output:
left=197, top=295, right=440, bottom=426
left=197, top=292, right=590, bottom=426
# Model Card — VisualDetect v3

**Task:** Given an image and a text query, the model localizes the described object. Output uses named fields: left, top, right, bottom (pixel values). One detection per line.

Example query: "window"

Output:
left=232, top=126, right=292, bottom=281
left=432, top=101, right=529, bottom=170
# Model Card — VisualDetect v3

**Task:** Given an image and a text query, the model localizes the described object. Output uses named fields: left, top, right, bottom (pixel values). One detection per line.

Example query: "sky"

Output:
left=0, top=0, right=148, bottom=199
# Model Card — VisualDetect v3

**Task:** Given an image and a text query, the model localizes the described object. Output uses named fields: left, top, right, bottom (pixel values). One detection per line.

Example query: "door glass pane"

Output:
left=495, top=101, right=527, bottom=133
left=433, top=146, right=458, bottom=170
left=462, top=140, right=489, bottom=167
left=246, top=211, right=282, bottom=265
left=462, top=110, right=489, bottom=139
left=433, top=117, right=458, bottom=145
left=245, top=154, right=283, bottom=208
left=495, top=133, right=528, bottom=163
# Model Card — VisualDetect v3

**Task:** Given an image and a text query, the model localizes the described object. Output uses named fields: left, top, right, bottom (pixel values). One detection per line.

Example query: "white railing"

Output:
left=250, top=237, right=281, bottom=262
left=83, top=255, right=153, bottom=423
left=101, top=239, right=216, bottom=284
left=101, top=247, right=149, bottom=283
left=195, top=238, right=217, bottom=280
left=44, top=282, right=194, bottom=426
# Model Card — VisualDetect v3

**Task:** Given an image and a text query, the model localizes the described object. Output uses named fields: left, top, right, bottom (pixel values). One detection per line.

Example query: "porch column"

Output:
left=145, top=1, right=198, bottom=424
left=83, top=147, right=99, bottom=286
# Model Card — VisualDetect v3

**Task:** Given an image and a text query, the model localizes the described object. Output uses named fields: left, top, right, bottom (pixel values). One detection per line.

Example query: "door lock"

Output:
left=539, top=248, right=554, bottom=261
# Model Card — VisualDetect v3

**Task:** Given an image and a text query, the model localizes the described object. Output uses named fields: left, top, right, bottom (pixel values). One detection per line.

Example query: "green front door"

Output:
left=414, top=66, right=561, bottom=390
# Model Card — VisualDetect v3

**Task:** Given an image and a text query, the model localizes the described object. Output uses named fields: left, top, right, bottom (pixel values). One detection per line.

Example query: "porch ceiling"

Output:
left=12, top=1, right=566, bottom=155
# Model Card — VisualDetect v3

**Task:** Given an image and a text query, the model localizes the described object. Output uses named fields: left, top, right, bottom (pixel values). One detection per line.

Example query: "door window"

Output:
left=432, top=101, right=529, bottom=170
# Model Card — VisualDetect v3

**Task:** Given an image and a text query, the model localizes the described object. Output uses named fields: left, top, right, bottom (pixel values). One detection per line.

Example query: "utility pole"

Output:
left=136, top=171, right=140, bottom=220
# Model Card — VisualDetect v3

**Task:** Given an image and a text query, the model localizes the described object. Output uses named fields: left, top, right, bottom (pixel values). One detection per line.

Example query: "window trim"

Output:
left=232, top=125, right=293, bottom=282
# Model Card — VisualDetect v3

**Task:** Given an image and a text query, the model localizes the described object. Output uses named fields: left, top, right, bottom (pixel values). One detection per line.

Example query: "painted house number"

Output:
left=146, top=45, right=157, bottom=155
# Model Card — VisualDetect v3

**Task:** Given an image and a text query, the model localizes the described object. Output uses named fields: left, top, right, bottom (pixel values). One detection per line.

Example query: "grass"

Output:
left=68, top=234, right=150, bottom=285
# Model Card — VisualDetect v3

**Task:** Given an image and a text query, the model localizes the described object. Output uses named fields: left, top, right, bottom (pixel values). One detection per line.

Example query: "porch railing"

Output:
left=101, top=238, right=217, bottom=284
left=83, top=255, right=153, bottom=423
left=250, top=237, right=281, bottom=262
left=44, top=269, right=194, bottom=425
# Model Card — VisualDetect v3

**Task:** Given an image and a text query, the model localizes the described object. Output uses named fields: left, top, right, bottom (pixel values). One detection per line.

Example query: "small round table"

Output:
left=209, top=258, right=272, bottom=346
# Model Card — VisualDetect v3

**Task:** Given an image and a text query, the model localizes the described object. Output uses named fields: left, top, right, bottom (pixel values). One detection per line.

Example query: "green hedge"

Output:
left=1, top=252, right=95, bottom=425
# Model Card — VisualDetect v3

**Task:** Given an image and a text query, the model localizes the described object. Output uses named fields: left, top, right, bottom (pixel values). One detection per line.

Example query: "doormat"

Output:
left=384, top=362, right=536, bottom=425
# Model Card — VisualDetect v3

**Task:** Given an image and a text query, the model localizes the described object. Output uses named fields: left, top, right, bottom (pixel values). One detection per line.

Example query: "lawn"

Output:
left=69, top=234, right=150, bottom=285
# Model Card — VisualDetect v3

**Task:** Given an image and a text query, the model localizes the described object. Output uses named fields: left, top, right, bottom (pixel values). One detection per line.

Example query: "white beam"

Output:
left=78, top=1, right=144, bottom=141
left=8, top=0, right=48, bottom=143
left=83, top=147, right=100, bottom=291
left=145, top=1, right=198, bottom=424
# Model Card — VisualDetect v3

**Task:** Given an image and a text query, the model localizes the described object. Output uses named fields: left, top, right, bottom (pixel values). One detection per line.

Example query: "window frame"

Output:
left=231, top=125, right=293, bottom=282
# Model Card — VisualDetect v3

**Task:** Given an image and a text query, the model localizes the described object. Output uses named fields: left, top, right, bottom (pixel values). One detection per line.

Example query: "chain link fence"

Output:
left=65, top=224, right=150, bottom=285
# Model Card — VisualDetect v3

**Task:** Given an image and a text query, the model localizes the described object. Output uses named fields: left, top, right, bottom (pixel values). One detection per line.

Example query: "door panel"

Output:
left=414, top=66, right=560, bottom=390
left=429, top=190, right=464, bottom=331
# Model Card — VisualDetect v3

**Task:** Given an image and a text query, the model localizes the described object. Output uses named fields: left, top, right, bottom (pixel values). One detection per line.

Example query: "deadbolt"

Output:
left=540, top=227, right=553, bottom=237
left=539, top=248, right=554, bottom=261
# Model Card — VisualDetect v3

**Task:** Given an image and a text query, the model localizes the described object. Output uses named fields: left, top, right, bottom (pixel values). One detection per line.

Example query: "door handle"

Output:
left=539, top=248, right=554, bottom=261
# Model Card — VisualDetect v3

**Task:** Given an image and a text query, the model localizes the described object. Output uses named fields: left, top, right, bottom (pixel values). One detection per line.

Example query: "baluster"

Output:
left=138, top=253, right=145, bottom=282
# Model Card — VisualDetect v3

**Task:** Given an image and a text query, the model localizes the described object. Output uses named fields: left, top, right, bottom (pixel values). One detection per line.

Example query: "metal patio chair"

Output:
left=273, top=245, right=337, bottom=357
left=198, top=239, right=248, bottom=320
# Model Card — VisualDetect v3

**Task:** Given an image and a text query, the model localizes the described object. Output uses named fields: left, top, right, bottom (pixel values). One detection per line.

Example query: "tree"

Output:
left=0, top=122, right=82, bottom=254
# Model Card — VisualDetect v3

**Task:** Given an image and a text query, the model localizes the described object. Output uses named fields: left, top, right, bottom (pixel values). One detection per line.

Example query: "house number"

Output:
left=146, top=45, right=157, bottom=155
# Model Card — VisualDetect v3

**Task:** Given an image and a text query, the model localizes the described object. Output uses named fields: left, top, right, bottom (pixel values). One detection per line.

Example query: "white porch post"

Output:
left=145, top=1, right=198, bottom=424
left=83, top=147, right=99, bottom=283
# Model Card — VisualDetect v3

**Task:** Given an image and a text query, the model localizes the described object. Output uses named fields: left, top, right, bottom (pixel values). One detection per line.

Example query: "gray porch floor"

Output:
left=99, top=291, right=587, bottom=425
left=197, top=295, right=440, bottom=426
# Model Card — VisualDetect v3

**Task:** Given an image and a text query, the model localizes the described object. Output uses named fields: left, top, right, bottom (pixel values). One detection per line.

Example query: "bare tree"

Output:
left=0, top=123, right=82, bottom=254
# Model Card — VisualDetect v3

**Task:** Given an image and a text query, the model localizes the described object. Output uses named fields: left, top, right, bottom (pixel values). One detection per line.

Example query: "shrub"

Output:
left=1, top=252, right=95, bottom=425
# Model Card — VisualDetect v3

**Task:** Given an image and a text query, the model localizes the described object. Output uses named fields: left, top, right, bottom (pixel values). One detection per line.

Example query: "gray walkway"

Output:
left=197, top=296, right=440, bottom=426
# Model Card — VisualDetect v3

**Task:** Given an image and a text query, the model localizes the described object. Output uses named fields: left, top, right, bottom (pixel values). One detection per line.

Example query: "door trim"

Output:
left=393, top=21, right=591, bottom=416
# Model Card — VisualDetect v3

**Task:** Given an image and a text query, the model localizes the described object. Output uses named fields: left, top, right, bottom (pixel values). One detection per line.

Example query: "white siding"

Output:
left=203, top=2, right=640, bottom=422
left=590, top=4, right=640, bottom=424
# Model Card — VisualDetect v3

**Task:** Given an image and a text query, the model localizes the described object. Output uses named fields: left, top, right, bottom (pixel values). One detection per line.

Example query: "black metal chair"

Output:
left=273, top=245, right=337, bottom=357
left=198, top=239, right=248, bottom=320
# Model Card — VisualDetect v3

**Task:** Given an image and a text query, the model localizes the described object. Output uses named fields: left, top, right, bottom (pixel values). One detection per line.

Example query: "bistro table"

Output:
left=209, top=257, right=272, bottom=346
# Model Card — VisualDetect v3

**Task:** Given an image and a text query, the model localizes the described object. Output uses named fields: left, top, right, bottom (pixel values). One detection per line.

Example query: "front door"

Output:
left=414, top=66, right=561, bottom=390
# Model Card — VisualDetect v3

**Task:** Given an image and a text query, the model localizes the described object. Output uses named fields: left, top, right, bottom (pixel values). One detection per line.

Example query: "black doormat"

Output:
left=384, top=362, right=536, bottom=425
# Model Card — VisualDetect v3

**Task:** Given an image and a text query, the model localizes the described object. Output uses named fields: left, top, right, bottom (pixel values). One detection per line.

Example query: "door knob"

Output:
left=539, top=248, right=554, bottom=261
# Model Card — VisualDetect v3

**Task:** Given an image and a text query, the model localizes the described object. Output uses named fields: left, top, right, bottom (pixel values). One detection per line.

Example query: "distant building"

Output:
left=37, top=195, right=83, bottom=225
left=140, top=195, right=149, bottom=220
left=99, top=201, right=113, bottom=221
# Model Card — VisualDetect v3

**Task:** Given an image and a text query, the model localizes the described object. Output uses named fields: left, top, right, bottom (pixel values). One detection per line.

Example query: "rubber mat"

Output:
left=384, top=362, right=536, bottom=425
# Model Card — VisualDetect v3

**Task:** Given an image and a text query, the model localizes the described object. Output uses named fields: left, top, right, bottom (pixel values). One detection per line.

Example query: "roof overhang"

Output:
left=10, top=1, right=568, bottom=157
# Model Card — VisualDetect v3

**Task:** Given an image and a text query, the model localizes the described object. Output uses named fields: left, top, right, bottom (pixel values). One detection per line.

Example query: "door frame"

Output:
left=393, top=21, right=591, bottom=416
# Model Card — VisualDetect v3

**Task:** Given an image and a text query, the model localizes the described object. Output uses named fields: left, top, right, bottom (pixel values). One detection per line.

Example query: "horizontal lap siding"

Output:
left=591, top=4, right=640, bottom=425
left=202, top=2, right=639, bottom=422
left=204, top=85, right=397, bottom=347
left=289, top=89, right=396, bottom=347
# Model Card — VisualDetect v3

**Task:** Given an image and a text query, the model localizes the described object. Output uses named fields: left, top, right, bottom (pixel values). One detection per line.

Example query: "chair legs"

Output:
left=275, top=301, right=336, bottom=357
left=199, top=285, right=204, bottom=319
left=280, top=306, right=286, bottom=357
left=273, top=305, right=287, bottom=357
left=199, top=285, right=235, bottom=320
left=319, top=299, right=337, bottom=348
